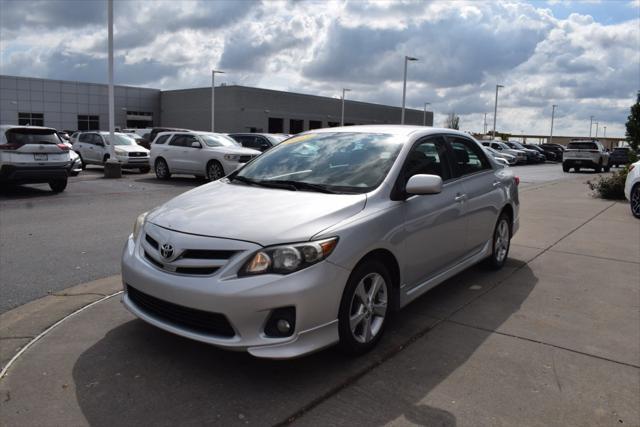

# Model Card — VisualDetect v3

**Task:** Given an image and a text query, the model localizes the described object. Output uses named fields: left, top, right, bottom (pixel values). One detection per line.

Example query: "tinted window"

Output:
left=201, top=134, right=239, bottom=147
left=79, top=133, right=91, bottom=143
left=154, top=134, right=170, bottom=145
left=169, top=135, right=188, bottom=147
left=449, top=136, right=491, bottom=176
left=91, top=134, right=104, bottom=145
left=567, top=142, right=597, bottom=150
left=404, top=136, right=452, bottom=182
left=5, top=128, right=59, bottom=145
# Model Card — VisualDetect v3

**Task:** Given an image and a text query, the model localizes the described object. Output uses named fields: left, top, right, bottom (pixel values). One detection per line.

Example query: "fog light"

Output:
left=264, top=306, right=296, bottom=338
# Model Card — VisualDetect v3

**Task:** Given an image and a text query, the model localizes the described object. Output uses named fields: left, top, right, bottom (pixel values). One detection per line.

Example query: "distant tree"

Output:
left=445, top=112, right=460, bottom=130
left=626, top=91, right=640, bottom=151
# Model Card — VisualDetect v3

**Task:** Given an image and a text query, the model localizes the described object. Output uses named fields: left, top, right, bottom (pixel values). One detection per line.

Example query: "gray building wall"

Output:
left=160, top=85, right=432, bottom=133
left=0, top=75, right=160, bottom=131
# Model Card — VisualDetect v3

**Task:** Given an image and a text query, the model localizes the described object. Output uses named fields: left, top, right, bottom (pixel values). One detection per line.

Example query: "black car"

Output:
left=540, top=143, right=565, bottom=161
left=505, top=141, right=545, bottom=163
left=524, top=144, right=556, bottom=162
left=609, top=147, right=632, bottom=168
left=228, top=133, right=290, bottom=152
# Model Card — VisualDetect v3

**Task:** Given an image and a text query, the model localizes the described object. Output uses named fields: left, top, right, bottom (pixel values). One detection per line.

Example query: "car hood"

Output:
left=113, top=144, right=149, bottom=153
left=147, top=180, right=367, bottom=245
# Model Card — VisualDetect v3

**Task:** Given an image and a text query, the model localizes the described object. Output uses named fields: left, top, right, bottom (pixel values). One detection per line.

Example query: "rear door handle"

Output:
left=454, top=194, right=467, bottom=202
left=492, top=181, right=501, bottom=187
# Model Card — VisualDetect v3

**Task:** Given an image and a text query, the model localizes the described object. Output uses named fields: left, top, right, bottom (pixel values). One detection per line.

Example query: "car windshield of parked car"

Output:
left=233, top=132, right=403, bottom=194
left=201, top=134, right=240, bottom=148
left=109, top=134, right=136, bottom=146
left=567, top=142, right=597, bottom=150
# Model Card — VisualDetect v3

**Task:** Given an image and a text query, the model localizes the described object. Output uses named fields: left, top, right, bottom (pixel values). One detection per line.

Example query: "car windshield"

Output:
left=109, top=134, right=136, bottom=146
left=567, top=142, right=597, bottom=150
left=201, top=134, right=240, bottom=147
left=5, top=128, right=60, bottom=145
left=508, top=141, right=525, bottom=149
left=233, top=132, right=404, bottom=194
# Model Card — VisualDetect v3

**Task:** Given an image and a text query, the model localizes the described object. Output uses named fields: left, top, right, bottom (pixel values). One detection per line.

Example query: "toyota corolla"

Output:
left=121, top=126, right=519, bottom=358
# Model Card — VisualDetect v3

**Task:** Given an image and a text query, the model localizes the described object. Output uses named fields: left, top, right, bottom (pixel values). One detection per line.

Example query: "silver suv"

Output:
left=563, top=140, right=610, bottom=172
left=121, top=126, right=520, bottom=358
left=0, top=125, right=71, bottom=192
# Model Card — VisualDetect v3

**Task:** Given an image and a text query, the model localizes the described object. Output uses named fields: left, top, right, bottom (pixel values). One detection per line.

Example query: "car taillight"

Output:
left=57, top=143, right=70, bottom=151
left=514, top=176, right=520, bottom=186
left=0, top=143, right=20, bottom=150
left=630, top=164, right=636, bottom=172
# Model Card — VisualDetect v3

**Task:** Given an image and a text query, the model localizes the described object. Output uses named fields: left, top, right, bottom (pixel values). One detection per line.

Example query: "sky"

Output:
left=1, top=0, right=638, bottom=137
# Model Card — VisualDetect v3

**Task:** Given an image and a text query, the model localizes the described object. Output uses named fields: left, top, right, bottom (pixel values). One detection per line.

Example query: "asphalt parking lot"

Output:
left=0, top=163, right=638, bottom=426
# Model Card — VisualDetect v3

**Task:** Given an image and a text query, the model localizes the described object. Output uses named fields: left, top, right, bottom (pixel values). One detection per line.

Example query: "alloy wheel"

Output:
left=494, top=219, right=510, bottom=263
left=207, top=162, right=224, bottom=181
left=349, top=272, right=388, bottom=344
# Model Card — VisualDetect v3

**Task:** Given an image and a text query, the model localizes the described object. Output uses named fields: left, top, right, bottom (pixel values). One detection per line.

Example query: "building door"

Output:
left=268, top=118, right=284, bottom=133
left=289, top=119, right=304, bottom=134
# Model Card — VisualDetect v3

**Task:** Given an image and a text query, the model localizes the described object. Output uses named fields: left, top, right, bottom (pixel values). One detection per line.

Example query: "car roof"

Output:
left=301, top=125, right=473, bottom=139
left=0, top=124, right=57, bottom=132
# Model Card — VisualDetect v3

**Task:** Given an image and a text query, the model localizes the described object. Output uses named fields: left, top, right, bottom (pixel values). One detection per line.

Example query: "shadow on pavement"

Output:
left=71, top=264, right=537, bottom=426
left=0, top=183, right=59, bottom=199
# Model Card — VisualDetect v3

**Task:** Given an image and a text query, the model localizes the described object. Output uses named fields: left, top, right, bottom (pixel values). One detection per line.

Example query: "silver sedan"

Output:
left=121, top=126, right=520, bottom=358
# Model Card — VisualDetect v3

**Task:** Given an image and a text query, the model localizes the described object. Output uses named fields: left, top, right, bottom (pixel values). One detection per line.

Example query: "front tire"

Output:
left=49, top=179, right=67, bottom=193
left=631, top=184, right=640, bottom=219
left=562, top=163, right=570, bottom=172
left=484, top=212, right=511, bottom=270
left=155, top=158, right=171, bottom=180
left=206, top=160, right=225, bottom=181
left=338, top=260, right=391, bottom=355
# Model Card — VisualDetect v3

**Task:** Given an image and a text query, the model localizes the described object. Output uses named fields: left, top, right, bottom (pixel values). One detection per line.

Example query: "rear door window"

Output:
left=79, top=133, right=91, bottom=143
left=154, top=134, right=170, bottom=145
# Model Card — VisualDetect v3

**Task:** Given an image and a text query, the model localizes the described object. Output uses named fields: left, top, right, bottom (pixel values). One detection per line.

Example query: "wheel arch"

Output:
left=353, top=248, right=401, bottom=311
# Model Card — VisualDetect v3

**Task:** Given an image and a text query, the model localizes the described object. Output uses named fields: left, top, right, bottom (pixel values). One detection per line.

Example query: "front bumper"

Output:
left=121, top=229, right=350, bottom=359
left=114, top=155, right=150, bottom=168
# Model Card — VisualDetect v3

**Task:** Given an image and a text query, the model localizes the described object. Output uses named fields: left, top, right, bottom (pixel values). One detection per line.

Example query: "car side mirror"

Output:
left=191, top=141, right=202, bottom=148
left=260, top=143, right=270, bottom=150
left=405, top=174, right=443, bottom=195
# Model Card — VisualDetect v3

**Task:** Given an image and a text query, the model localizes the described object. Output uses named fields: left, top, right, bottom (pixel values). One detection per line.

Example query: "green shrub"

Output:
left=587, top=166, right=629, bottom=200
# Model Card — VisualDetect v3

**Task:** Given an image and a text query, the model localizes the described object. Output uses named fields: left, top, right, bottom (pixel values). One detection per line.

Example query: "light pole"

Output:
left=492, top=84, right=504, bottom=138
left=211, top=69, right=225, bottom=132
left=423, top=102, right=431, bottom=126
left=341, top=88, right=351, bottom=126
left=603, top=126, right=607, bottom=138
left=595, top=122, right=599, bottom=138
left=107, top=0, right=114, bottom=137
left=549, top=104, right=557, bottom=144
left=483, top=112, right=487, bottom=134
left=589, top=116, right=594, bottom=137
left=401, top=56, right=418, bottom=124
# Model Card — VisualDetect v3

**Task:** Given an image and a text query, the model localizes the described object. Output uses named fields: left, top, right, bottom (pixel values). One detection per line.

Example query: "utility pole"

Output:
left=483, top=112, right=487, bottom=134
left=423, top=102, right=431, bottom=126
left=589, top=116, right=594, bottom=137
left=401, top=56, right=418, bottom=124
left=595, top=122, right=599, bottom=138
left=211, top=69, right=224, bottom=132
left=492, top=84, right=504, bottom=138
left=341, top=88, right=351, bottom=126
left=107, top=0, right=114, bottom=137
left=549, top=104, right=557, bottom=144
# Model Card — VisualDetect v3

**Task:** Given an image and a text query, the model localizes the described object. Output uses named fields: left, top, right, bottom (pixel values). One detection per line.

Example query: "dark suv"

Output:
left=609, top=147, right=632, bottom=168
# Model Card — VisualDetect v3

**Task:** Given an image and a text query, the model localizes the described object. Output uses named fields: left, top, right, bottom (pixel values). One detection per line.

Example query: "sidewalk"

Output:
left=0, top=177, right=638, bottom=426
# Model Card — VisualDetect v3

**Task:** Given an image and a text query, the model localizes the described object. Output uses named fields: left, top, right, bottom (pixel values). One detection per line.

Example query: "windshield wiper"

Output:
left=233, top=175, right=296, bottom=191
left=262, top=180, right=337, bottom=194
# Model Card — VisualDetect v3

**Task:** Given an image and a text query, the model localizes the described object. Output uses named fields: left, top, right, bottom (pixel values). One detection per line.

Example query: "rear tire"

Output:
left=49, top=179, right=67, bottom=193
left=155, top=158, right=171, bottom=180
left=338, top=259, right=392, bottom=356
left=631, top=184, right=640, bottom=219
left=483, top=212, right=511, bottom=270
left=562, top=163, right=570, bottom=172
left=78, top=155, right=86, bottom=170
left=575, top=167, right=581, bottom=172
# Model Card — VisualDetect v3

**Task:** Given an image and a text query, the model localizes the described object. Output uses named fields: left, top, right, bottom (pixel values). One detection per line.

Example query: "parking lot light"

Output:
left=341, top=88, right=351, bottom=127
left=589, top=115, right=594, bottom=137
left=211, top=69, right=225, bottom=132
left=492, top=84, right=504, bottom=138
left=549, top=104, right=557, bottom=145
left=401, top=56, right=418, bottom=125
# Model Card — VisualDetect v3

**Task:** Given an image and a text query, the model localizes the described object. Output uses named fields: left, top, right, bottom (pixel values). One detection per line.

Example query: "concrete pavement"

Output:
left=0, top=175, right=638, bottom=426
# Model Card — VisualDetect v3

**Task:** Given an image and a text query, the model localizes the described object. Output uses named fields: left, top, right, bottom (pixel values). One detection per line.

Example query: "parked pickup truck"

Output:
left=562, top=140, right=610, bottom=173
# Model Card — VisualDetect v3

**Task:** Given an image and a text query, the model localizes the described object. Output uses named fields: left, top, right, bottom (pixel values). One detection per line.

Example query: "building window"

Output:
left=289, top=119, right=304, bottom=134
left=268, top=117, right=284, bottom=133
left=18, top=113, right=44, bottom=126
left=78, top=115, right=100, bottom=131
left=309, top=120, right=323, bottom=130
left=125, top=111, right=153, bottom=128
left=327, top=121, right=339, bottom=127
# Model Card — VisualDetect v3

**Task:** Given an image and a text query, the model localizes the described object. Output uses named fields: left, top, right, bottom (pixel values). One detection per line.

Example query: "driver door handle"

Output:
left=454, top=193, right=467, bottom=202
left=492, top=181, right=501, bottom=187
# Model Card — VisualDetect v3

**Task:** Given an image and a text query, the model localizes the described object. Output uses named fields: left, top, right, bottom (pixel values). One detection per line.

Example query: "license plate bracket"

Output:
left=33, top=153, right=48, bottom=161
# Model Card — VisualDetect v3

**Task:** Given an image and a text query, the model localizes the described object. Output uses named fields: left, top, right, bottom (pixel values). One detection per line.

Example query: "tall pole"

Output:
left=107, top=0, right=114, bottom=136
left=549, top=104, right=557, bottom=144
left=603, top=126, right=606, bottom=137
left=401, top=56, right=418, bottom=124
left=483, top=112, right=487, bottom=134
left=341, top=88, right=350, bottom=126
left=492, top=84, right=504, bottom=138
left=595, top=122, right=599, bottom=138
left=423, top=102, right=430, bottom=126
left=589, top=116, right=594, bottom=137
left=211, top=69, right=224, bottom=132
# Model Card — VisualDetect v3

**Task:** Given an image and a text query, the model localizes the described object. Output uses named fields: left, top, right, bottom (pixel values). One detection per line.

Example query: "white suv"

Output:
left=150, top=131, right=261, bottom=181
left=562, top=140, right=610, bottom=173
left=72, top=131, right=150, bottom=173
left=0, top=125, right=71, bottom=192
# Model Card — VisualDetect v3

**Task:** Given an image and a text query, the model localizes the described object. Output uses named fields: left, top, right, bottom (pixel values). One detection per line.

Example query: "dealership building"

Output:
left=0, top=75, right=431, bottom=133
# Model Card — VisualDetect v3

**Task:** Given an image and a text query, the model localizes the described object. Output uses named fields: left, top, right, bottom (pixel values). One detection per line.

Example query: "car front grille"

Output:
left=128, top=152, right=148, bottom=157
left=238, top=155, right=254, bottom=163
left=127, top=285, right=235, bottom=338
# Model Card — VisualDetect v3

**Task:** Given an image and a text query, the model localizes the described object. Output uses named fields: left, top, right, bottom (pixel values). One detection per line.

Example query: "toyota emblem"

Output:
left=160, top=243, right=174, bottom=260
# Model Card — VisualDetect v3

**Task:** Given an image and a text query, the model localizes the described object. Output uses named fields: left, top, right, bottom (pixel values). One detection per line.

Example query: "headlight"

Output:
left=239, top=237, right=338, bottom=276
left=224, top=154, right=240, bottom=161
left=132, top=211, right=148, bottom=240
left=115, top=148, right=126, bottom=156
